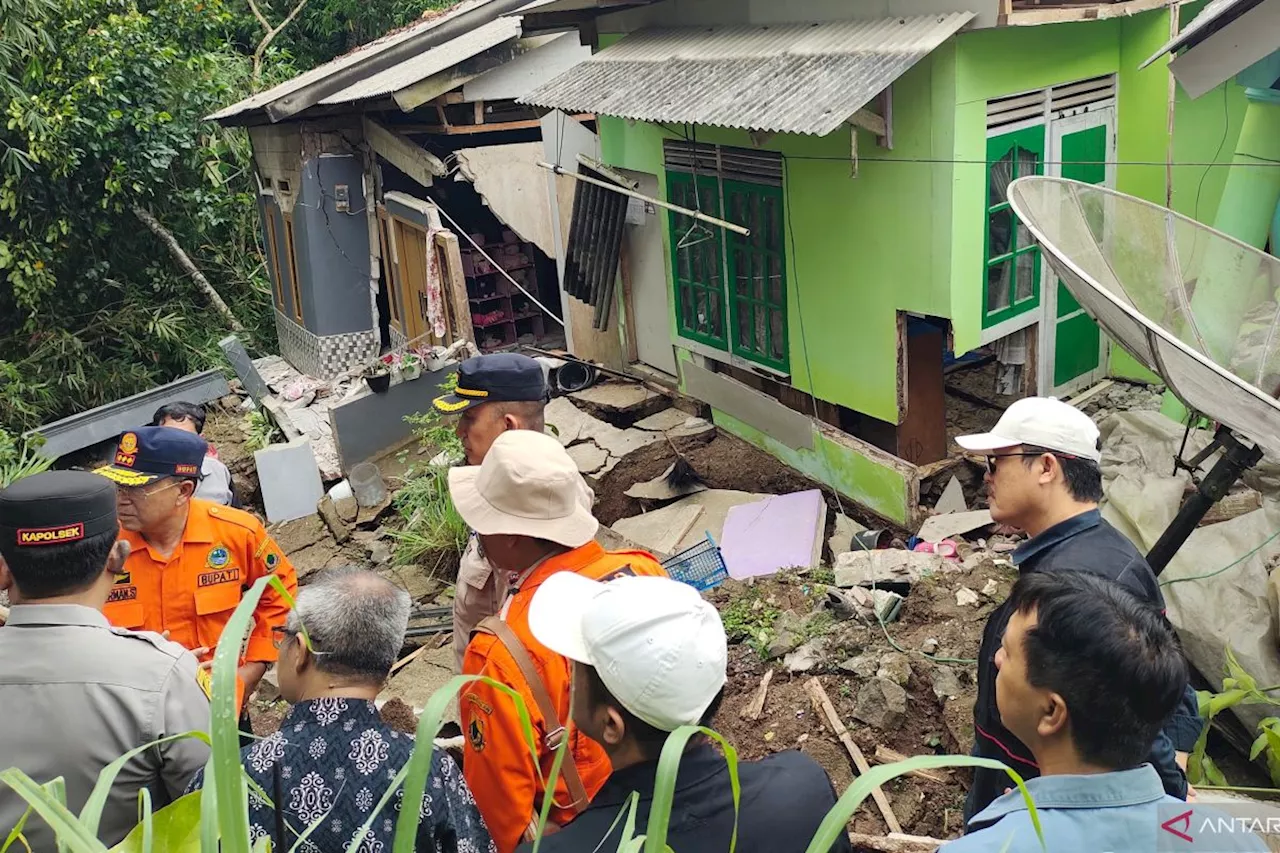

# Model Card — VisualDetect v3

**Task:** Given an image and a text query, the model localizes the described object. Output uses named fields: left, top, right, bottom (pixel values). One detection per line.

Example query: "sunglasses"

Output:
left=984, top=451, right=1080, bottom=474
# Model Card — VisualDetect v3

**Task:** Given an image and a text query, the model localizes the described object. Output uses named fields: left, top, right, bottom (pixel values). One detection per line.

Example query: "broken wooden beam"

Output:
left=803, top=677, right=903, bottom=834
left=741, top=669, right=773, bottom=721
left=872, top=746, right=947, bottom=784
left=848, top=831, right=942, bottom=853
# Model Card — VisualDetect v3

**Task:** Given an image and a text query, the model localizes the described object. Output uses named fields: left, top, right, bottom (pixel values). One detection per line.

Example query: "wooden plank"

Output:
left=434, top=231, right=476, bottom=347
left=391, top=645, right=427, bottom=675
left=1005, top=0, right=1171, bottom=25
left=872, top=746, right=947, bottom=783
left=850, top=109, right=887, bottom=138
left=847, top=832, right=943, bottom=853
left=740, top=669, right=774, bottom=721
left=803, top=678, right=903, bottom=834
left=362, top=116, right=446, bottom=189
left=473, top=99, right=485, bottom=125
left=400, top=113, right=595, bottom=135
left=1064, top=378, right=1114, bottom=408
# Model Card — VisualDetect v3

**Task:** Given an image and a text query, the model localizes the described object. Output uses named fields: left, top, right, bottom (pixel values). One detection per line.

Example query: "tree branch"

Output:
left=250, top=0, right=310, bottom=84
left=131, top=205, right=245, bottom=332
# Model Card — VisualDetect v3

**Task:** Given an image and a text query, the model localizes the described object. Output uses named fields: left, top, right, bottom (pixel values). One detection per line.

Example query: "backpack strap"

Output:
left=472, top=616, right=590, bottom=824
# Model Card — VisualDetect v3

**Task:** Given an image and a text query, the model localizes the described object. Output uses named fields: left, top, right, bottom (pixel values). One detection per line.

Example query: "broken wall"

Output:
left=454, top=143, right=555, bottom=256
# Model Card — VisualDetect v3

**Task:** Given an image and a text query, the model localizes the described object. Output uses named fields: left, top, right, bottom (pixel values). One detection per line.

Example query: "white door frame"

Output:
left=1041, top=105, right=1116, bottom=397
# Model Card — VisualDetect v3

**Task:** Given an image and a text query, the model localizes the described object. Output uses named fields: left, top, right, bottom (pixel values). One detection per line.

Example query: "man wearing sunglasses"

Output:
left=955, top=397, right=1199, bottom=826
left=94, top=426, right=298, bottom=723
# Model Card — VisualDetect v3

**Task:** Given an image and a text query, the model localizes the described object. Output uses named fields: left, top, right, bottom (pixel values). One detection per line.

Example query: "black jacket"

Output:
left=964, top=509, right=1197, bottom=825
left=517, top=744, right=851, bottom=853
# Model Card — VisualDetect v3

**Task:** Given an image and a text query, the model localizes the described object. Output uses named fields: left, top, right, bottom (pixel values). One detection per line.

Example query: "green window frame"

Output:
left=667, top=170, right=789, bottom=372
left=983, top=125, right=1045, bottom=329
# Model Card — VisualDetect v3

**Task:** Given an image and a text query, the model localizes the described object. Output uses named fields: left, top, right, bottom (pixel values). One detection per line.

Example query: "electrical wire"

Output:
left=1159, top=527, right=1280, bottom=589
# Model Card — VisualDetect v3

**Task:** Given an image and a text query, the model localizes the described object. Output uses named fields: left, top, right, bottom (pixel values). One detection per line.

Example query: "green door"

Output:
left=1050, top=116, right=1111, bottom=391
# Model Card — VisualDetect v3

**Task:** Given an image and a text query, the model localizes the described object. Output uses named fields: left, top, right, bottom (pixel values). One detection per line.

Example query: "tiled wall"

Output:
left=274, top=310, right=378, bottom=379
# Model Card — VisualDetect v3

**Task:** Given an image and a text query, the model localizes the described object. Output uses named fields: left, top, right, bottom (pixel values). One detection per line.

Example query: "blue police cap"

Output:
left=94, top=426, right=207, bottom=487
left=432, top=353, right=548, bottom=414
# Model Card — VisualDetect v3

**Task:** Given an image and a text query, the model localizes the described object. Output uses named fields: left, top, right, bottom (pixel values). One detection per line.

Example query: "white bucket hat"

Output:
left=447, top=430, right=599, bottom=548
left=529, top=572, right=728, bottom=732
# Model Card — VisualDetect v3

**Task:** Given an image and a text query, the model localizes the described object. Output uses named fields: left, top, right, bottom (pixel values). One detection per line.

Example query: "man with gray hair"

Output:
left=188, top=567, right=495, bottom=853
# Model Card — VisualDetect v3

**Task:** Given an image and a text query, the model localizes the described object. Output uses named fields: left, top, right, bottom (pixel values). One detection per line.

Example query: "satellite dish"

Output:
left=1007, top=176, right=1277, bottom=572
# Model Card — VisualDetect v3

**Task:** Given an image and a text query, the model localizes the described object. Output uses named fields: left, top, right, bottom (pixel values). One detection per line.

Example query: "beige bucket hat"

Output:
left=447, top=430, right=598, bottom=547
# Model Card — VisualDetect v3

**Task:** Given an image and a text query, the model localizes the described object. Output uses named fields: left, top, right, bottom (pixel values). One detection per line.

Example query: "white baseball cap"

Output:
left=955, top=397, right=1101, bottom=464
left=447, top=430, right=598, bottom=548
left=528, top=573, right=727, bottom=732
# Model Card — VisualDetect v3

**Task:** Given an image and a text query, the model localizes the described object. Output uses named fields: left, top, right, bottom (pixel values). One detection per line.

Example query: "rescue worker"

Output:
left=151, top=401, right=237, bottom=506
left=432, top=352, right=551, bottom=672
left=93, top=425, right=298, bottom=724
left=0, top=471, right=211, bottom=850
left=448, top=430, right=666, bottom=853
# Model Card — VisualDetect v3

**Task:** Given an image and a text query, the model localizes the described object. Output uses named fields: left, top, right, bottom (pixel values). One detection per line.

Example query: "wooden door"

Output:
left=394, top=217, right=432, bottom=342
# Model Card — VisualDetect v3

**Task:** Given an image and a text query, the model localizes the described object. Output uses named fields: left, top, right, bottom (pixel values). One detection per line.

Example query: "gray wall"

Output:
left=297, top=154, right=373, bottom=336
left=330, top=366, right=458, bottom=469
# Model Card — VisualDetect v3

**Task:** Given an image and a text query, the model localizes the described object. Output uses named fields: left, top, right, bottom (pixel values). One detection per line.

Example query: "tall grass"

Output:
left=1, top=576, right=1045, bottom=852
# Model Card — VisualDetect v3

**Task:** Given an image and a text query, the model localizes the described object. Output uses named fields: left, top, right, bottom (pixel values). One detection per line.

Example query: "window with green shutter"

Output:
left=665, top=142, right=789, bottom=372
left=983, top=125, right=1044, bottom=329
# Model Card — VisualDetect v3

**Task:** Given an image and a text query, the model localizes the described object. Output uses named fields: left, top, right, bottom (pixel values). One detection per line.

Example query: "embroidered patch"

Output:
left=107, top=586, right=138, bottom=603
left=264, top=551, right=280, bottom=572
left=464, top=693, right=493, bottom=715
left=119, top=432, right=138, bottom=455
left=207, top=546, right=230, bottom=569
left=198, top=568, right=240, bottom=587
left=114, top=571, right=131, bottom=585
left=468, top=715, right=486, bottom=752
left=16, top=523, right=85, bottom=547
left=195, top=667, right=213, bottom=701
left=174, top=463, right=199, bottom=476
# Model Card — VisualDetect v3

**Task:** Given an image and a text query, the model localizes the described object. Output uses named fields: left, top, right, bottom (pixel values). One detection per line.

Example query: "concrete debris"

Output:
left=722, top=490, right=826, bottom=581
left=595, top=524, right=662, bottom=559
left=567, top=441, right=608, bottom=475
left=611, top=502, right=705, bottom=555
left=934, top=476, right=968, bottom=513
left=765, top=610, right=813, bottom=660
left=854, top=677, right=908, bottom=731
left=834, top=550, right=946, bottom=593
left=667, top=417, right=716, bottom=443
left=643, top=489, right=770, bottom=553
left=828, top=513, right=868, bottom=558
left=544, top=396, right=591, bottom=447
left=256, top=668, right=281, bottom=703
left=876, top=652, right=913, bottom=686
left=633, top=408, right=693, bottom=432
left=590, top=422, right=664, bottom=459
left=824, top=586, right=875, bottom=620
left=955, top=587, right=980, bottom=607
left=921, top=638, right=939, bottom=655
left=981, top=579, right=999, bottom=598
left=335, top=495, right=359, bottom=524
left=873, top=590, right=905, bottom=623
left=916, top=509, right=993, bottom=544
left=250, top=355, right=352, bottom=479
left=255, top=438, right=325, bottom=523
left=367, top=540, right=393, bottom=566
left=930, top=665, right=964, bottom=702
left=624, top=463, right=709, bottom=500
left=784, top=638, right=829, bottom=674
left=570, top=382, right=666, bottom=417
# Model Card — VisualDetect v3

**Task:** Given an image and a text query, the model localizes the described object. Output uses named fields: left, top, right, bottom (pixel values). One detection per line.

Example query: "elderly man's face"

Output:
left=115, top=478, right=192, bottom=533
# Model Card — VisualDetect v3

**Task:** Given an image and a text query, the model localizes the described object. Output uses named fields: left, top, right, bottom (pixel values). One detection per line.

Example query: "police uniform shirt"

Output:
left=0, top=604, right=211, bottom=850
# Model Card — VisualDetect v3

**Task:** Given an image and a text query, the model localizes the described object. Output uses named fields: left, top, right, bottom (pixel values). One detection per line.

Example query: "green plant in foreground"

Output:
left=1189, top=646, right=1280, bottom=789
left=1, top=576, right=1047, bottom=852
left=390, top=466, right=469, bottom=572
left=242, top=410, right=280, bottom=454
left=0, top=429, right=53, bottom=488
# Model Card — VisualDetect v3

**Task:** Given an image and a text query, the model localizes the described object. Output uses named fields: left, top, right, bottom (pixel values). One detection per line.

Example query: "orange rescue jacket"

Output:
left=461, top=542, right=667, bottom=853
left=104, top=499, right=298, bottom=709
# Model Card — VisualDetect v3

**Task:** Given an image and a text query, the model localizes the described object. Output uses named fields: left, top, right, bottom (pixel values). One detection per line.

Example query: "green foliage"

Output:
left=390, top=375, right=467, bottom=571
left=720, top=590, right=780, bottom=658
left=0, top=428, right=53, bottom=488
left=1189, top=646, right=1280, bottom=788
left=241, top=410, right=280, bottom=453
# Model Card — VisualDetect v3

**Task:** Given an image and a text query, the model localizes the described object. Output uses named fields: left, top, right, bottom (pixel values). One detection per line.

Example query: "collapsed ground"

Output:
left=204, top=376, right=1212, bottom=842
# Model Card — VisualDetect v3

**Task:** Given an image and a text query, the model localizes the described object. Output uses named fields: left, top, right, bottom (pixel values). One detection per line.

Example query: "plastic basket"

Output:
left=661, top=533, right=728, bottom=591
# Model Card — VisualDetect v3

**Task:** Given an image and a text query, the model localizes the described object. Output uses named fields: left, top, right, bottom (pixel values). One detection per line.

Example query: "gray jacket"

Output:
left=0, top=605, right=211, bottom=850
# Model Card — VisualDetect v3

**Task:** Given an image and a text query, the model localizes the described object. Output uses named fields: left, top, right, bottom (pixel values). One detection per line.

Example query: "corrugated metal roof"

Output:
left=1141, top=0, right=1263, bottom=68
left=208, top=0, right=497, bottom=120
left=317, top=17, right=521, bottom=104
left=519, top=14, right=975, bottom=136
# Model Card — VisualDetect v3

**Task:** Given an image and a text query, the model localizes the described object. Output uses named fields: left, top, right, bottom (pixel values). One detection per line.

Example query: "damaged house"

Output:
left=209, top=0, right=595, bottom=378
left=514, top=0, right=1255, bottom=526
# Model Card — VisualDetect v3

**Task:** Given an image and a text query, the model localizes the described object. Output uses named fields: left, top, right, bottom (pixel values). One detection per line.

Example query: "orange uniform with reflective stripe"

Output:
left=461, top=542, right=667, bottom=853
left=104, top=499, right=298, bottom=708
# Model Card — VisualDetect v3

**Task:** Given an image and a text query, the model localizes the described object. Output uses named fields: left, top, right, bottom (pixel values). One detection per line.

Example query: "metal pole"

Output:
left=1146, top=428, right=1264, bottom=575
left=537, top=161, right=751, bottom=236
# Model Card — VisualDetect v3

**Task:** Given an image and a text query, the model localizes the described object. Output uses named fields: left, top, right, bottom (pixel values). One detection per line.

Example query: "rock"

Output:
left=567, top=441, right=609, bottom=475
left=255, top=667, right=281, bottom=703
left=838, top=653, right=879, bottom=679
left=367, top=540, right=393, bottom=566
left=765, top=611, right=806, bottom=660
left=853, top=677, right=907, bottom=731
left=981, top=579, right=999, bottom=598
left=921, top=637, right=940, bottom=655
left=334, top=495, right=359, bottom=524
left=828, top=513, right=868, bottom=558
left=823, top=586, right=875, bottom=620
left=961, top=552, right=988, bottom=572
left=877, top=652, right=913, bottom=686
left=316, top=495, right=351, bottom=544
left=833, top=550, right=945, bottom=592
left=956, top=587, right=980, bottom=607
left=930, top=665, right=964, bottom=702
left=784, top=639, right=828, bottom=674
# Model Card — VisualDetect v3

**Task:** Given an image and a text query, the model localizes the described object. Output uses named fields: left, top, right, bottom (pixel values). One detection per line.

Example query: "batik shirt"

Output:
left=188, top=698, right=495, bottom=853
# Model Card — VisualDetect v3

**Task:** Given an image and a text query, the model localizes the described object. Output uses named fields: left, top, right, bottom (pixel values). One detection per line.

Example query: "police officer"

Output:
left=432, top=353, right=554, bottom=672
left=0, top=471, right=211, bottom=850
left=93, top=426, right=298, bottom=721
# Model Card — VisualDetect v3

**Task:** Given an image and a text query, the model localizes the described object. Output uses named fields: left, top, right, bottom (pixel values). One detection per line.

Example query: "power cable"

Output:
left=1159, top=527, right=1280, bottom=589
